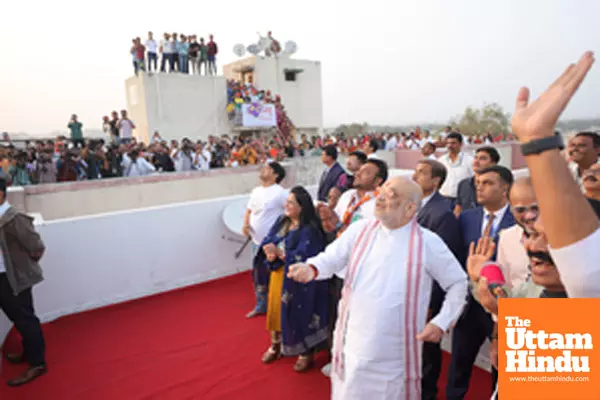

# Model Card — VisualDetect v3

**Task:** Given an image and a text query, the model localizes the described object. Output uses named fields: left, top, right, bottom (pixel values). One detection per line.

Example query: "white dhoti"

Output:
left=307, top=219, right=468, bottom=400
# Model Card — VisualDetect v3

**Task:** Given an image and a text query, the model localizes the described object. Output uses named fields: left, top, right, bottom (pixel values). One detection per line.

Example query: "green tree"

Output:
left=333, top=122, right=370, bottom=137
left=450, top=103, right=510, bottom=135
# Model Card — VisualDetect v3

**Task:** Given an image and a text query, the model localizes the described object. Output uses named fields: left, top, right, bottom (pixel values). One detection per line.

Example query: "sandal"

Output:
left=293, top=355, right=314, bottom=372
left=262, top=344, right=281, bottom=364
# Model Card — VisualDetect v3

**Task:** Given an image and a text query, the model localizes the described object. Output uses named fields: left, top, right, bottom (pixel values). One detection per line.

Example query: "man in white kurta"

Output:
left=289, top=177, right=468, bottom=400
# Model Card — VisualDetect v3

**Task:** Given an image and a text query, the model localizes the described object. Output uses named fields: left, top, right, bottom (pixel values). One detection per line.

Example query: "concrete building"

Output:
left=223, top=56, right=324, bottom=137
left=125, top=74, right=230, bottom=143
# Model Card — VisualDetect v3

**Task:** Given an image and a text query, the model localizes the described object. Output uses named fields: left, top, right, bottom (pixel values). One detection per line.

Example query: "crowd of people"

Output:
left=130, top=32, right=218, bottom=76
left=1, top=52, right=600, bottom=400
left=226, top=80, right=295, bottom=137
left=238, top=52, right=600, bottom=400
left=0, top=123, right=519, bottom=187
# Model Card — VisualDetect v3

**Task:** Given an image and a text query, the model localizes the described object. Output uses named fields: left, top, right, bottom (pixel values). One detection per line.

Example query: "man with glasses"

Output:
left=496, top=177, right=543, bottom=292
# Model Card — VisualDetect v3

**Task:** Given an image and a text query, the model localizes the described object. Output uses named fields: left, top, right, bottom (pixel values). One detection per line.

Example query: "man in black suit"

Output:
left=317, top=145, right=346, bottom=202
left=447, top=165, right=515, bottom=400
left=413, top=159, right=465, bottom=400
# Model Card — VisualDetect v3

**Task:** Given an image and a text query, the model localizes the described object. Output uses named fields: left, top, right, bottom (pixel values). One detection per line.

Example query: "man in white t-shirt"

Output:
left=243, top=162, right=288, bottom=318
left=194, top=142, right=212, bottom=171
left=117, top=110, right=136, bottom=144
left=437, top=132, right=474, bottom=204
left=145, top=31, right=158, bottom=72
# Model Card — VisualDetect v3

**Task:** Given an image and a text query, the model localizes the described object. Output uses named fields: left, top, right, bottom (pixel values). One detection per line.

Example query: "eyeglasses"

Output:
left=511, top=204, right=539, bottom=214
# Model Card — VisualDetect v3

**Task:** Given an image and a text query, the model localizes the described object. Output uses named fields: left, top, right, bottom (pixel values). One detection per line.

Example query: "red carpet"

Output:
left=0, top=272, right=490, bottom=399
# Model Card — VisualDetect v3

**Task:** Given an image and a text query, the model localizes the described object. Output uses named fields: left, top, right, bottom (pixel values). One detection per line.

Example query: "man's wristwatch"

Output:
left=520, top=131, right=565, bottom=156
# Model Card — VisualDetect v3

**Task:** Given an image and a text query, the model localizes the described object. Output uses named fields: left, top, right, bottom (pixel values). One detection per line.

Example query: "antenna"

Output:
left=233, top=43, right=246, bottom=57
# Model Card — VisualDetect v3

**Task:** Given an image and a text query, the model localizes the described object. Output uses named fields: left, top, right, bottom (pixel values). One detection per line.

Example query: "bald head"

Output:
left=387, top=176, right=423, bottom=204
left=509, top=177, right=535, bottom=203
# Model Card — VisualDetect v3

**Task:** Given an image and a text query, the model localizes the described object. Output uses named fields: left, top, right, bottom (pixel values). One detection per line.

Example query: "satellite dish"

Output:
left=284, top=41, right=298, bottom=55
left=233, top=43, right=246, bottom=57
left=247, top=44, right=261, bottom=55
left=222, top=198, right=249, bottom=236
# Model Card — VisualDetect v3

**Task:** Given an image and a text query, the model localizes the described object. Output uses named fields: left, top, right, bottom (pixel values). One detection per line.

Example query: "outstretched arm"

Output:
left=511, top=51, right=600, bottom=297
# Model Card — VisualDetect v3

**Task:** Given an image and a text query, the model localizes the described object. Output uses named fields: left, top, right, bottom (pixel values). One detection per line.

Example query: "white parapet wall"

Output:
left=125, top=73, right=231, bottom=143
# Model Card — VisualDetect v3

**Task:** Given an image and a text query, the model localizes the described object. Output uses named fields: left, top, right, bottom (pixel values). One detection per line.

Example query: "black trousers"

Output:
left=446, top=295, right=496, bottom=400
left=327, top=275, right=344, bottom=352
left=0, top=274, right=46, bottom=367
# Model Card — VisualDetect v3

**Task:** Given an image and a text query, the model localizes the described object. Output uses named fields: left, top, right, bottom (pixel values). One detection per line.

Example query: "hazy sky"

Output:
left=2, top=0, right=600, bottom=134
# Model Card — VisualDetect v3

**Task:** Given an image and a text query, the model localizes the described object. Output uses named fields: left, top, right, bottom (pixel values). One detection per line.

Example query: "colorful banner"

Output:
left=241, top=103, right=277, bottom=127
left=499, top=298, right=600, bottom=399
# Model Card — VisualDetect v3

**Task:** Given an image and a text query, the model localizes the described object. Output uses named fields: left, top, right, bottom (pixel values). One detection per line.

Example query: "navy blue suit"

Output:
left=317, top=162, right=346, bottom=202
left=446, top=206, right=515, bottom=400
left=417, top=192, right=465, bottom=400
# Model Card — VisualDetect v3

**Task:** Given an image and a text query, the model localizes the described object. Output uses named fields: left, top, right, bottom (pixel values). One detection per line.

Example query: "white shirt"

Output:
left=497, top=224, right=531, bottom=289
left=420, top=192, right=435, bottom=209
left=333, top=189, right=377, bottom=280
left=161, top=39, right=174, bottom=54
left=145, top=39, right=158, bottom=53
left=334, top=189, right=377, bottom=222
left=438, top=152, right=474, bottom=198
left=0, top=201, right=12, bottom=273
left=481, top=203, right=509, bottom=237
left=122, top=155, right=156, bottom=177
left=195, top=149, right=212, bottom=171
left=119, top=119, right=135, bottom=139
left=306, top=219, right=467, bottom=399
left=367, top=153, right=379, bottom=159
left=569, top=159, right=599, bottom=193
left=385, top=137, right=398, bottom=151
left=549, top=227, right=600, bottom=298
left=247, top=184, right=288, bottom=245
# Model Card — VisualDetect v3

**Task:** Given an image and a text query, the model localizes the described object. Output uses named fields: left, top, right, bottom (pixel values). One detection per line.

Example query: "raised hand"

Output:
left=511, top=52, right=595, bottom=142
left=466, top=237, right=496, bottom=282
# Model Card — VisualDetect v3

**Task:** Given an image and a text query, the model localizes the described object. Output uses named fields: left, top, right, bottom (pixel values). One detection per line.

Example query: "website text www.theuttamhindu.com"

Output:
left=509, top=376, right=590, bottom=383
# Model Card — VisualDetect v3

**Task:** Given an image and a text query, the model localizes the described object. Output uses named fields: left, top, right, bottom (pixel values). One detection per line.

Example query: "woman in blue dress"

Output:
left=254, top=186, right=329, bottom=372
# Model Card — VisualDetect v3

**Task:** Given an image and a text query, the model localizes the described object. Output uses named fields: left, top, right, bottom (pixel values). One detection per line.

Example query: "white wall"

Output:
left=0, top=186, right=492, bottom=371
left=126, top=74, right=231, bottom=143
left=253, top=57, right=323, bottom=131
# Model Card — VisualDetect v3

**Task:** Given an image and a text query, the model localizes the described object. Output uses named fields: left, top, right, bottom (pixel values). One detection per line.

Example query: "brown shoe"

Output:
left=5, top=353, right=25, bottom=365
left=293, top=355, right=314, bottom=372
left=7, top=365, right=47, bottom=387
left=246, top=309, right=265, bottom=318
left=261, top=344, right=281, bottom=364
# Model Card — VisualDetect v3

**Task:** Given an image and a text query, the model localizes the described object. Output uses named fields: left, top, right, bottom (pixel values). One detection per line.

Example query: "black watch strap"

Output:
left=520, top=132, right=565, bottom=156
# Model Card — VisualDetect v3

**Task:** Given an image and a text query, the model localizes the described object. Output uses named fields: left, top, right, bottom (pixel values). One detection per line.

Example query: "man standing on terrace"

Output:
left=0, top=178, right=48, bottom=386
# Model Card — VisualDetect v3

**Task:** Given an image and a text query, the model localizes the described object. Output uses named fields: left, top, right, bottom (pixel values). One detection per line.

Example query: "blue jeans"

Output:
left=251, top=243, right=267, bottom=313
left=147, top=52, right=157, bottom=72
left=178, top=54, right=189, bottom=73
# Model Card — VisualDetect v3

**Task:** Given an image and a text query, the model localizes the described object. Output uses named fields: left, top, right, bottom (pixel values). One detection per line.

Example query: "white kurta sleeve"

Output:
left=306, top=219, right=368, bottom=280
left=549, top=227, right=600, bottom=298
left=423, top=230, right=468, bottom=332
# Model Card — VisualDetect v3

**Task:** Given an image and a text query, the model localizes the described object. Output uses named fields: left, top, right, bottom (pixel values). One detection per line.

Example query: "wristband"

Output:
left=520, top=132, right=564, bottom=156
left=308, top=264, right=319, bottom=279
